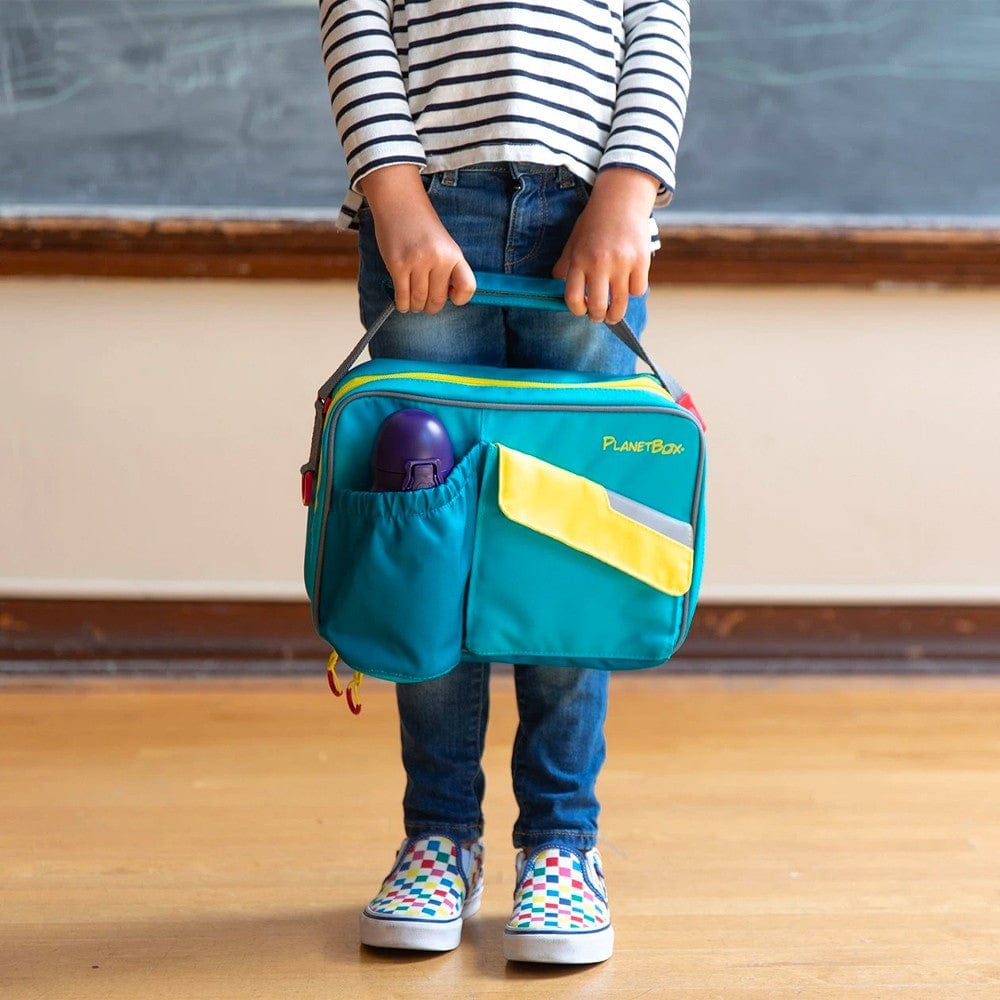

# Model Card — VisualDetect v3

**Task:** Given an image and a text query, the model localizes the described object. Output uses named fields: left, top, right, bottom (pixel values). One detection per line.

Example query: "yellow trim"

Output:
left=330, top=370, right=672, bottom=407
left=496, top=445, right=693, bottom=597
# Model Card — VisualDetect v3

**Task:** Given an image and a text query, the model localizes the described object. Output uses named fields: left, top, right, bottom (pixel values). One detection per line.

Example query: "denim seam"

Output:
left=510, top=673, right=526, bottom=832
left=505, top=175, right=548, bottom=271
left=469, top=663, right=489, bottom=830
left=452, top=163, right=511, bottom=176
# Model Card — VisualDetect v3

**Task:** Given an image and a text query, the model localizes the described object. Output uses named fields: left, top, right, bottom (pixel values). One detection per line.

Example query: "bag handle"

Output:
left=300, top=273, right=703, bottom=504
left=470, top=273, right=683, bottom=397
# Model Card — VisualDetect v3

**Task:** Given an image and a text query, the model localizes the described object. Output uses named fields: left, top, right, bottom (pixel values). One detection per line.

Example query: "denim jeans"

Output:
left=356, top=162, right=648, bottom=852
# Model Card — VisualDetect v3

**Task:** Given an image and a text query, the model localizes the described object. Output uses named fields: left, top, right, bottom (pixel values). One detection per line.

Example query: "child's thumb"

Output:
left=448, top=258, right=477, bottom=306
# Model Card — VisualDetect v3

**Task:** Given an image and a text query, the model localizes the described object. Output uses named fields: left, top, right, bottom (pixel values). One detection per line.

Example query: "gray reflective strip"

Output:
left=606, top=489, right=693, bottom=549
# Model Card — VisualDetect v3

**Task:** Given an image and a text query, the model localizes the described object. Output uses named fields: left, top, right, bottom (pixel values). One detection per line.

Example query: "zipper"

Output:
left=329, top=369, right=674, bottom=409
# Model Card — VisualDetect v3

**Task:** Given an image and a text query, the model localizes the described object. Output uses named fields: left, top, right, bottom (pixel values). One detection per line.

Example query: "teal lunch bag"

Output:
left=300, top=273, right=706, bottom=709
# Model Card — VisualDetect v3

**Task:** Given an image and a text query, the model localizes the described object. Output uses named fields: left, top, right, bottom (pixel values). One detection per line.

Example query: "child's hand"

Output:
left=360, top=165, right=476, bottom=313
left=553, top=167, right=660, bottom=325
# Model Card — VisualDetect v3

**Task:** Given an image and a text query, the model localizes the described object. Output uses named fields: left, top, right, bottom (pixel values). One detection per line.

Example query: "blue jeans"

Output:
left=357, top=162, right=648, bottom=852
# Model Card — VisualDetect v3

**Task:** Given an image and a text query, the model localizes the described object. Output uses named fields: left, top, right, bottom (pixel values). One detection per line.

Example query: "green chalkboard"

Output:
left=2, top=0, right=998, bottom=226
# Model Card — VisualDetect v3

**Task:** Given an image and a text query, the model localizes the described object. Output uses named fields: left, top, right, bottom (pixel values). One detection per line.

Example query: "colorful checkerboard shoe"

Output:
left=503, top=844, right=613, bottom=964
left=360, top=835, right=484, bottom=951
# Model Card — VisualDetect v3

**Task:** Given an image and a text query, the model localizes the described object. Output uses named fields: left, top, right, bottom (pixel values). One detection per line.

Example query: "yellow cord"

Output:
left=326, top=650, right=343, bottom=696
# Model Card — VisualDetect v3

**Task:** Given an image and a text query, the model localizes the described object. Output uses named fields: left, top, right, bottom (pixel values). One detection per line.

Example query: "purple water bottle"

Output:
left=371, top=409, right=455, bottom=491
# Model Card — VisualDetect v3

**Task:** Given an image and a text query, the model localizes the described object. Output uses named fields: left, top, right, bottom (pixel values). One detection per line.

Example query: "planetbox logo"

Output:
left=602, top=436, right=684, bottom=456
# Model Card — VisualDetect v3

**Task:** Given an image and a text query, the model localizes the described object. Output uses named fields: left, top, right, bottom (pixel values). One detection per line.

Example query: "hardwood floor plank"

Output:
left=1, top=675, right=998, bottom=999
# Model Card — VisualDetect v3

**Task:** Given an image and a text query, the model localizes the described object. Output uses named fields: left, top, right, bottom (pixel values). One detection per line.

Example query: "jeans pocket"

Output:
left=315, top=445, right=484, bottom=682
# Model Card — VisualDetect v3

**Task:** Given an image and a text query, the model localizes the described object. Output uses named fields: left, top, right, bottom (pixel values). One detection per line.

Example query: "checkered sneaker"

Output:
left=360, top=835, right=484, bottom=951
left=503, top=845, right=614, bottom=964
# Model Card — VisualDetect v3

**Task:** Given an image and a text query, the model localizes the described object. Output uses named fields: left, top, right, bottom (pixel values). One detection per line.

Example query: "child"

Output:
left=318, top=0, right=691, bottom=964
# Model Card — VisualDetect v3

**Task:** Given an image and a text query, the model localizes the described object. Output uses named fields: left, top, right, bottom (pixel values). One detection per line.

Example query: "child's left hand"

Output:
left=552, top=167, right=660, bottom=325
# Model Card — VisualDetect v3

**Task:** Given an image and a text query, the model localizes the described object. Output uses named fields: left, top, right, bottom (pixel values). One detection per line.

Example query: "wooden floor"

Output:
left=2, top=673, right=999, bottom=1000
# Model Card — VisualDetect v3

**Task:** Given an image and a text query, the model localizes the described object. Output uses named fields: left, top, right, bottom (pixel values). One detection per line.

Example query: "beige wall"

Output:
left=2, top=277, right=998, bottom=603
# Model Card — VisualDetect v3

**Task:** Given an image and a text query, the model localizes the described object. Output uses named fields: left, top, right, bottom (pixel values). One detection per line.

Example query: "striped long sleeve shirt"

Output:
left=319, top=1, right=691, bottom=234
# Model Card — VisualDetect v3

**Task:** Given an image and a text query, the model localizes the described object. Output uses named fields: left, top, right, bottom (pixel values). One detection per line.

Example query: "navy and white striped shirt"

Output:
left=319, top=1, right=691, bottom=236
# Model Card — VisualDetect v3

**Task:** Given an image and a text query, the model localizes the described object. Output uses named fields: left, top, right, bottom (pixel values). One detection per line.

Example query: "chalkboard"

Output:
left=0, top=0, right=345, bottom=217
left=2, top=0, right=999, bottom=227
left=673, top=0, right=1000, bottom=226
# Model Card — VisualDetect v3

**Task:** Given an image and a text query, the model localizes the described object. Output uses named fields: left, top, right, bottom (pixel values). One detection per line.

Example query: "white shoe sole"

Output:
left=360, top=887, right=482, bottom=952
left=503, top=923, right=614, bottom=964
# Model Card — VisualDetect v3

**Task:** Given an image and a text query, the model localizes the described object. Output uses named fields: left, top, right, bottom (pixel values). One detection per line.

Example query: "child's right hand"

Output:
left=552, top=166, right=659, bottom=325
left=359, top=165, right=476, bottom=314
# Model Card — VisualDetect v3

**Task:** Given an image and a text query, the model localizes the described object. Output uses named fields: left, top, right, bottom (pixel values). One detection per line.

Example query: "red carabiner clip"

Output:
left=326, top=651, right=362, bottom=715
left=346, top=673, right=363, bottom=716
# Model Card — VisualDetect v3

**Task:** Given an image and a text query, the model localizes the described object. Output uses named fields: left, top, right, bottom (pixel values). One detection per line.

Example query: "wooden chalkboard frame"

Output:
left=1, top=216, right=998, bottom=286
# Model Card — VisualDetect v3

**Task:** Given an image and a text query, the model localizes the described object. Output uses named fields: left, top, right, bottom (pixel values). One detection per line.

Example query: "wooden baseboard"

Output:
left=1, top=599, right=996, bottom=671
left=688, top=604, right=998, bottom=662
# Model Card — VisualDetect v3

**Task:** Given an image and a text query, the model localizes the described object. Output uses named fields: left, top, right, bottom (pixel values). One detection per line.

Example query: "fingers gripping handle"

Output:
left=380, top=272, right=694, bottom=404
left=468, top=274, right=695, bottom=414
left=301, top=273, right=704, bottom=503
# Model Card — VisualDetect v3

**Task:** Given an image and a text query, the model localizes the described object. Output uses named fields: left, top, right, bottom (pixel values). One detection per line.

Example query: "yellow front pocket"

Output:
left=496, top=445, right=694, bottom=597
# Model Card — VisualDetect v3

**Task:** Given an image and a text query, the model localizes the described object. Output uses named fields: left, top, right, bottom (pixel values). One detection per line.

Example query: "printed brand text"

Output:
left=602, top=436, right=684, bottom=456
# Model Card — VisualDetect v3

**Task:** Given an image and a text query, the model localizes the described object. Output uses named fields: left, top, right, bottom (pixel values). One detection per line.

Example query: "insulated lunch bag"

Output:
left=301, top=274, right=706, bottom=702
